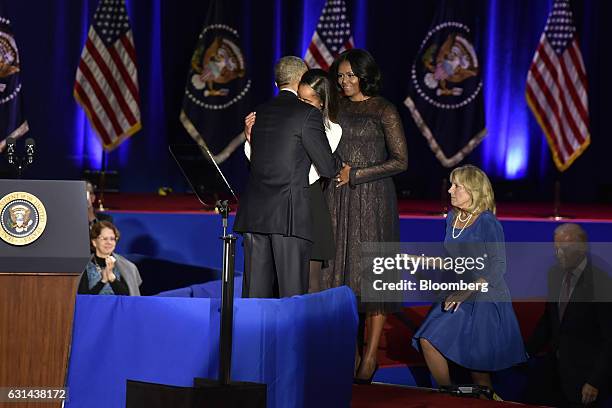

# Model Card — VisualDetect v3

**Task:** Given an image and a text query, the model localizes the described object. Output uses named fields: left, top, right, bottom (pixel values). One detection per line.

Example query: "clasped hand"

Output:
left=582, top=383, right=598, bottom=405
left=100, top=256, right=116, bottom=283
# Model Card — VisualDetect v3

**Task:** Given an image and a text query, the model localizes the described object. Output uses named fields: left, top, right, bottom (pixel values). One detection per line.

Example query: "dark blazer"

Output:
left=233, top=90, right=341, bottom=241
left=527, top=260, right=612, bottom=393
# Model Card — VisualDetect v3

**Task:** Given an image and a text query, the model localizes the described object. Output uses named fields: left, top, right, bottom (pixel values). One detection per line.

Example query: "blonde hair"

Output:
left=450, top=164, right=496, bottom=214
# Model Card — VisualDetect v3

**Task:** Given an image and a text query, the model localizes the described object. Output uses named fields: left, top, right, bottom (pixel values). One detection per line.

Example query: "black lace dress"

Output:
left=321, top=97, right=408, bottom=313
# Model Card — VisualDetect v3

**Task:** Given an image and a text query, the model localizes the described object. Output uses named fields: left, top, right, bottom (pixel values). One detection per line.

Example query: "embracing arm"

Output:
left=302, top=108, right=342, bottom=177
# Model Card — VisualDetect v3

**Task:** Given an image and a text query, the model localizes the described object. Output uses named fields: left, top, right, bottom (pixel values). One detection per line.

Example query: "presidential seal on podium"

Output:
left=0, top=191, right=47, bottom=246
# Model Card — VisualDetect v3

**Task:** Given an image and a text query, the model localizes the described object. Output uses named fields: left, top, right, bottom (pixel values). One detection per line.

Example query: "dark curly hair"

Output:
left=90, top=221, right=120, bottom=241
left=329, top=49, right=382, bottom=97
left=89, top=221, right=120, bottom=254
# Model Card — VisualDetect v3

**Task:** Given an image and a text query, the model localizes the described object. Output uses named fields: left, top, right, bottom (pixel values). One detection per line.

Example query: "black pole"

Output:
left=98, top=150, right=107, bottom=211
left=440, top=177, right=449, bottom=216
left=553, top=179, right=561, bottom=220
left=217, top=200, right=236, bottom=385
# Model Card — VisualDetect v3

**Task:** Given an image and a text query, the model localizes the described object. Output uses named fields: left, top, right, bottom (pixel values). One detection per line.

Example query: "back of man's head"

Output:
left=274, top=56, right=307, bottom=89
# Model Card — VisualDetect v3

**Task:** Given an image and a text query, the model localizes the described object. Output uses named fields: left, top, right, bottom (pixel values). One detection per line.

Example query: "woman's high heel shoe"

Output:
left=353, top=363, right=378, bottom=385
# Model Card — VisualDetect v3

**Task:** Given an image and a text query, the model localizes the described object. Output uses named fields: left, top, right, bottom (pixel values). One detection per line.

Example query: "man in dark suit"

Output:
left=233, top=56, right=343, bottom=298
left=85, top=181, right=113, bottom=229
left=526, top=223, right=612, bottom=407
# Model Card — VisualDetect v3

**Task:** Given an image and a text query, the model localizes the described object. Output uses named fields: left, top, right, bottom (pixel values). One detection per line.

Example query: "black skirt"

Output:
left=309, top=181, right=335, bottom=261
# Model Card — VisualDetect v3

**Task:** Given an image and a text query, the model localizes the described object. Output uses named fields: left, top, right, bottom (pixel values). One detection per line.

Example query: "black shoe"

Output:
left=353, top=363, right=378, bottom=385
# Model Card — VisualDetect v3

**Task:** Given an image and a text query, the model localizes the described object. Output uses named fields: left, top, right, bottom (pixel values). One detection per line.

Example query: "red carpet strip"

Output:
left=351, top=383, right=544, bottom=408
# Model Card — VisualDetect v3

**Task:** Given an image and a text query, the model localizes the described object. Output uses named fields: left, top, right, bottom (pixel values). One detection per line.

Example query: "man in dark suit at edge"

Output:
left=233, top=56, right=344, bottom=298
left=526, top=223, right=612, bottom=407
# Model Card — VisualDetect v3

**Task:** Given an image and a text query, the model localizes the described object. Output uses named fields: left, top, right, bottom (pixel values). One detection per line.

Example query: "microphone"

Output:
left=25, top=138, right=34, bottom=165
left=6, top=137, right=15, bottom=164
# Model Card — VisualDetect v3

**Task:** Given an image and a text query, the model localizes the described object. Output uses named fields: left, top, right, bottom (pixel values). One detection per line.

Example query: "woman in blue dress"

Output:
left=413, top=165, right=526, bottom=397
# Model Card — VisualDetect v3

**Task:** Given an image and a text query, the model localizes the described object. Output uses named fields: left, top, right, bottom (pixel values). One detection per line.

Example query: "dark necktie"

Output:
left=558, top=271, right=573, bottom=321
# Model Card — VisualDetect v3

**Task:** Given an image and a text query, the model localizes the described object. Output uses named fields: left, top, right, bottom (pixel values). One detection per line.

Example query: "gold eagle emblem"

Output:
left=9, top=204, right=32, bottom=232
left=423, top=34, right=479, bottom=96
left=191, top=36, right=246, bottom=97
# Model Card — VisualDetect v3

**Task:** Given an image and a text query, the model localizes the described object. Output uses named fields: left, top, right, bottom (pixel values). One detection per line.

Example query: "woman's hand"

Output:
left=102, top=256, right=116, bottom=283
left=335, top=164, right=351, bottom=188
left=443, top=290, right=473, bottom=312
left=581, top=383, right=598, bottom=405
left=244, top=112, right=256, bottom=142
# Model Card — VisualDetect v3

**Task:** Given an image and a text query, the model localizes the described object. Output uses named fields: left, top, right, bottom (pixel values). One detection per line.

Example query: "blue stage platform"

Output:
left=65, top=286, right=358, bottom=408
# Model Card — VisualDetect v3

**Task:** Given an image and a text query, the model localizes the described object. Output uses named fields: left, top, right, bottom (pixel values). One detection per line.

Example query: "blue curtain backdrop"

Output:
left=1, top=0, right=610, bottom=202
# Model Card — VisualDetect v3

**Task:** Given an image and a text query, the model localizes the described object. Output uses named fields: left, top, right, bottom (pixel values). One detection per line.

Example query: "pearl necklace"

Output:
left=457, top=211, right=471, bottom=223
left=452, top=211, right=473, bottom=239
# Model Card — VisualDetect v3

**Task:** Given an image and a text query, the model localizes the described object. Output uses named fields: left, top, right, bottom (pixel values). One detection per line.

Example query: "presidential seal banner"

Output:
left=180, top=0, right=250, bottom=166
left=404, top=0, right=486, bottom=168
left=0, top=4, right=29, bottom=153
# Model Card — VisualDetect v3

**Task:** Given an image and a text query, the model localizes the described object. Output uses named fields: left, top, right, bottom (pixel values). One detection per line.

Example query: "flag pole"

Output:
left=551, top=178, right=570, bottom=220
left=440, top=177, right=449, bottom=217
left=553, top=180, right=560, bottom=220
left=98, top=150, right=107, bottom=212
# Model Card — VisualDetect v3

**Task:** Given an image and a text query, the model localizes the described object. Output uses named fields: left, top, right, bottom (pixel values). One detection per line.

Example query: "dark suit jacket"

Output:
left=233, top=90, right=341, bottom=241
left=527, top=260, right=612, bottom=392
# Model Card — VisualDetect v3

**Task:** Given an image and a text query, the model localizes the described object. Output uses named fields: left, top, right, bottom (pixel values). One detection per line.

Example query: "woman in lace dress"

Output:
left=323, top=49, right=408, bottom=383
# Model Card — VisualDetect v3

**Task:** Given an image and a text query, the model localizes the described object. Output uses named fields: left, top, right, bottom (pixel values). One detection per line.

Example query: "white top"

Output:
left=244, top=120, right=342, bottom=185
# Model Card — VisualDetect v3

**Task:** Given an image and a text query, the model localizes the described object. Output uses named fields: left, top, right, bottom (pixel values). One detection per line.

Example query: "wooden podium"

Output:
left=0, top=180, right=90, bottom=408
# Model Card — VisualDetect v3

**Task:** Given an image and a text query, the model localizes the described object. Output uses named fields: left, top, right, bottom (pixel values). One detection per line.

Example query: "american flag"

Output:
left=526, top=0, right=589, bottom=171
left=74, top=0, right=141, bottom=151
left=304, top=0, right=354, bottom=70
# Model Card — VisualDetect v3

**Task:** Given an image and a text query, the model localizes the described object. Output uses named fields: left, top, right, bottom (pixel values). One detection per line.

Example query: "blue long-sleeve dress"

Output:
left=412, top=210, right=527, bottom=371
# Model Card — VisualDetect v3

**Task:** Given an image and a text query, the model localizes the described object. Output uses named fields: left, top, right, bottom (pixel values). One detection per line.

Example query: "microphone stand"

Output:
left=216, top=199, right=237, bottom=385
left=169, top=143, right=266, bottom=403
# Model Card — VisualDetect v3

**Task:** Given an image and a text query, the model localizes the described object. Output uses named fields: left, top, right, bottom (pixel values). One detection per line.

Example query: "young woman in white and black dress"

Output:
left=243, top=68, right=342, bottom=291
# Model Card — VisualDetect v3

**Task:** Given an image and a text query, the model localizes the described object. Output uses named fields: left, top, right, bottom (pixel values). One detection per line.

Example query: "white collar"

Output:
left=280, top=87, right=297, bottom=96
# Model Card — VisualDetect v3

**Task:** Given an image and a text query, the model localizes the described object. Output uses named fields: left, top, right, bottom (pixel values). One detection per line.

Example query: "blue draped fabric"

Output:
left=65, top=286, right=358, bottom=408
left=1, top=0, right=610, bottom=201
left=110, top=212, right=244, bottom=271
left=108, top=211, right=612, bottom=301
